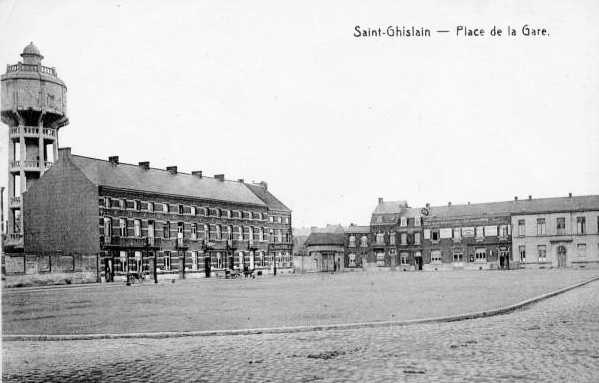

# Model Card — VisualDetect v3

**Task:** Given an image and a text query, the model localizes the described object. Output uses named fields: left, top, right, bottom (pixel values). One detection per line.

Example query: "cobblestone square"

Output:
left=3, top=274, right=599, bottom=382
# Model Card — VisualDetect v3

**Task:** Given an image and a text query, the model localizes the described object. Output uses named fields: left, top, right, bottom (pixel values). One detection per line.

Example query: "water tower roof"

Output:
left=21, top=42, right=43, bottom=58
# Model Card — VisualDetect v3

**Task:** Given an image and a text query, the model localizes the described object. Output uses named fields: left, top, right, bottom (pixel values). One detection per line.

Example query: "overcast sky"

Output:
left=1, top=0, right=598, bottom=228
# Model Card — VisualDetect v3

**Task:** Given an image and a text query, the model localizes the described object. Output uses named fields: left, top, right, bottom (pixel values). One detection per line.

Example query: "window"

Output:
left=163, top=251, right=171, bottom=271
left=431, top=230, right=440, bottom=241
left=389, top=248, right=397, bottom=256
left=475, top=227, right=484, bottom=239
left=577, top=217, right=586, bottom=235
left=163, top=222, right=170, bottom=239
left=400, top=217, right=407, bottom=227
left=200, top=224, right=208, bottom=240
left=104, top=218, right=112, bottom=242
left=577, top=243, right=587, bottom=257
left=484, top=225, right=498, bottom=237
left=278, top=216, right=283, bottom=224
left=215, top=225, right=221, bottom=240
left=499, top=225, right=509, bottom=238
left=400, top=253, right=409, bottom=265
left=430, top=250, right=442, bottom=263
left=556, top=217, right=566, bottom=235
left=414, top=232, right=421, bottom=245
left=475, top=248, right=487, bottom=262
left=284, top=217, right=290, bottom=224
left=190, top=206, right=196, bottom=216
left=537, top=245, right=547, bottom=262
left=376, top=232, right=385, bottom=244
left=453, top=252, right=463, bottom=262
left=148, top=202, right=154, bottom=212
left=163, top=203, right=169, bottom=213
left=227, top=226, right=234, bottom=240
left=259, top=227, right=264, bottom=241
left=400, top=233, right=408, bottom=245
left=190, top=251, right=198, bottom=271
left=414, top=217, right=421, bottom=227
left=360, top=235, right=368, bottom=247
left=242, top=211, right=250, bottom=220
left=277, top=229, right=283, bottom=243
left=348, top=253, right=356, bottom=267
left=191, top=224, right=197, bottom=240
left=134, top=219, right=141, bottom=237
left=519, top=245, right=526, bottom=262
left=423, top=229, right=431, bottom=240
left=125, top=200, right=135, bottom=209
left=440, top=228, right=452, bottom=239
left=376, top=252, right=385, bottom=267
left=236, top=226, right=243, bottom=240
left=119, top=218, right=127, bottom=237
left=135, top=200, right=141, bottom=211
left=389, top=233, right=396, bottom=245
left=209, top=225, right=218, bottom=240
left=269, top=216, right=274, bottom=223
left=453, top=228, right=461, bottom=241
left=349, top=235, right=356, bottom=247
left=536, top=218, right=546, bottom=235
left=518, top=220, right=525, bottom=236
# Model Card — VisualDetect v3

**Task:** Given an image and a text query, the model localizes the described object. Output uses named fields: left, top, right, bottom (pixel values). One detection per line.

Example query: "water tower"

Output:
left=1, top=42, right=69, bottom=249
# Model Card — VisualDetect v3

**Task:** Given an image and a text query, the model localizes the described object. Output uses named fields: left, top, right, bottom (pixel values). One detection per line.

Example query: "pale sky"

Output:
left=1, top=0, right=598, bottom=228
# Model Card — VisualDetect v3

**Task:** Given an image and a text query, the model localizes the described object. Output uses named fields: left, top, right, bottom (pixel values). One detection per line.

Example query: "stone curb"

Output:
left=4, top=276, right=598, bottom=342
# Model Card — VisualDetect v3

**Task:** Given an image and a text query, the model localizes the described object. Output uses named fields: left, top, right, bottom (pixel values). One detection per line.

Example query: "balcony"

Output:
left=9, top=126, right=57, bottom=139
left=6, top=63, right=57, bottom=77
left=10, top=160, right=42, bottom=171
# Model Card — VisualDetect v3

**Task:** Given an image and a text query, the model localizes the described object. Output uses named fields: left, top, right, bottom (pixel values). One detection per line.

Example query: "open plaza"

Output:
left=3, top=269, right=599, bottom=381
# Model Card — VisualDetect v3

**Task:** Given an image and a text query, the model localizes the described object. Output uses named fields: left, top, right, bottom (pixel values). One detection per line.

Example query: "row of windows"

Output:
left=374, top=216, right=422, bottom=226
left=100, top=197, right=290, bottom=224
left=102, top=218, right=291, bottom=242
left=519, top=216, right=597, bottom=236
left=370, top=232, right=422, bottom=246
left=111, top=250, right=292, bottom=272
left=348, top=235, right=369, bottom=247
left=424, top=225, right=510, bottom=241
left=518, top=243, right=592, bottom=263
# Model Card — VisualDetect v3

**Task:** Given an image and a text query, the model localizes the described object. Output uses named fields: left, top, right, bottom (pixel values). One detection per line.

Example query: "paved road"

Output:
left=4, top=281, right=599, bottom=382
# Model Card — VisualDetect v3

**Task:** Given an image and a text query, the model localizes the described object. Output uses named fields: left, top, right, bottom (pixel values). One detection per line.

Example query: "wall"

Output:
left=511, top=211, right=599, bottom=269
left=23, top=153, right=100, bottom=255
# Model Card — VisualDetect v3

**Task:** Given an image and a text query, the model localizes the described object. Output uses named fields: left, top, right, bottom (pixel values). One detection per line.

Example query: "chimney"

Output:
left=192, top=171, right=203, bottom=178
left=568, top=192, right=572, bottom=198
left=378, top=197, right=384, bottom=205
left=514, top=196, right=518, bottom=201
left=259, top=181, right=268, bottom=190
left=215, top=174, right=225, bottom=182
left=528, top=195, right=532, bottom=200
left=138, top=161, right=150, bottom=170
left=166, top=166, right=177, bottom=175
left=238, top=178, right=244, bottom=183
left=448, top=202, right=452, bottom=207
left=108, top=155, right=119, bottom=165
left=58, top=147, right=71, bottom=160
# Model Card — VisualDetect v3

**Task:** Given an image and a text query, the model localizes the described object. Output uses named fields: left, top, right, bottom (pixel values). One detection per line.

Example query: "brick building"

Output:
left=369, top=198, right=423, bottom=271
left=22, top=148, right=293, bottom=282
left=421, top=201, right=512, bottom=271
left=303, top=232, right=345, bottom=272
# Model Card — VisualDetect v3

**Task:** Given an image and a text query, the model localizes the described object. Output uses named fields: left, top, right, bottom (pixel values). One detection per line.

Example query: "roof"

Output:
left=22, top=42, right=42, bottom=57
left=345, top=225, right=370, bottom=233
left=69, top=154, right=267, bottom=206
left=245, top=183, right=291, bottom=212
left=426, top=195, right=599, bottom=219
left=372, top=200, right=408, bottom=214
left=304, top=232, right=346, bottom=246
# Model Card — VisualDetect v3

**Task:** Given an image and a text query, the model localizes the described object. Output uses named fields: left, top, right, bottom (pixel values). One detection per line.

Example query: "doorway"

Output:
left=557, top=246, right=567, bottom=268
left=204, top=256, right=211, bottom=277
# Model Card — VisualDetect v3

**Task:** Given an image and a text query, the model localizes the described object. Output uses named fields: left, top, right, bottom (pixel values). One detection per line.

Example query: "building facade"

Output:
left=368, top=199, right=423, bottom=271
left=510, top=195, right=599, bottom=269
left=421, top=202, right=512, bottom=271
left=20, top=148, right=293, bottom=283
left=303, top=232, right=346, bottom=272
left=1, top=43, right=68, bottom=250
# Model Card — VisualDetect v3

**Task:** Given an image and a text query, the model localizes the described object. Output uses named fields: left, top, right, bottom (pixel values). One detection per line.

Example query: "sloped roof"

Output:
left=245, top=184, right=291, bottom=212
left=345, top=225, right=370, bottom=233
left=372, top=200, right=408, bottom=214
left=69, top=155, right=266, bottom=206
left=305, top=232, right=346, bottom=246
left=427, top=195, right=599, bottom=218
